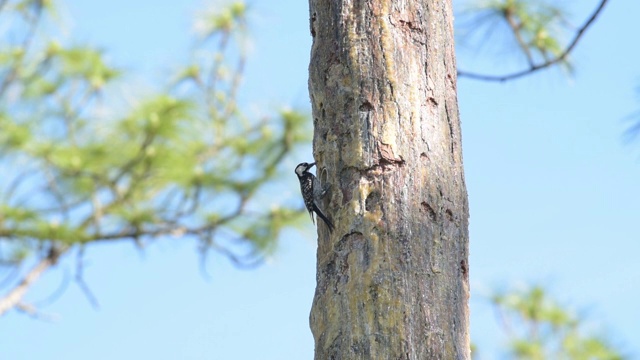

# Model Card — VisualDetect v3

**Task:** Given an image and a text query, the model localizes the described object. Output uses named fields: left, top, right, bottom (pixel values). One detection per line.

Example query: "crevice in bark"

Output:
left=421, top=201, right=437, bottom=221
left=378, top=142, right=405, bottom=166
left=460, top=259, right=468, bottom=280
left=445, top=101, right=456, bottom=162
left=359, top=101, right=374, bottom=112
left=445, top=208, right=454, bottom=222
left=310, top=11, right=317, bottom=37
left=364, top=191, right=380, bottom=212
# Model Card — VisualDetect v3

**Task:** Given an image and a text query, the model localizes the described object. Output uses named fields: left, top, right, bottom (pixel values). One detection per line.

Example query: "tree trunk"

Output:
left=307, top=0, right=470, bottom=359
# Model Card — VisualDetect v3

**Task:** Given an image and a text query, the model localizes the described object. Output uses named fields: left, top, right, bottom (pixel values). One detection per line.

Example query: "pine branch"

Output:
left=458, top=0, right=609, bottom=82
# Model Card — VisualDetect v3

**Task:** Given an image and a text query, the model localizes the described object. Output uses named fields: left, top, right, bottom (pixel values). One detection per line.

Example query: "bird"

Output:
left=294, top=162, right=334, bottom=232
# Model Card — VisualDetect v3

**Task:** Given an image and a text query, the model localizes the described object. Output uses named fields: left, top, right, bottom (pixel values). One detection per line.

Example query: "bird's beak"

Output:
left=309, top=162, right=316, bottom=169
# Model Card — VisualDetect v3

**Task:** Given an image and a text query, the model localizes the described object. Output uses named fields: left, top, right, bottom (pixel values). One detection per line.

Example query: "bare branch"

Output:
left=0, top=246, right=64, bottom=316
left=458, top=0, right=608, bottom=82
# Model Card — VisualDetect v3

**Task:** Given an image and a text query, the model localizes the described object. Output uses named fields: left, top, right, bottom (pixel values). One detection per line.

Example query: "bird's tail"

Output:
left=313, top=204, right=334, bottom=232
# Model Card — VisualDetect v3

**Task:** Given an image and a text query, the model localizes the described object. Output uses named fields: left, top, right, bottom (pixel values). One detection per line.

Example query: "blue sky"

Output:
left=2, top=1, right=639, bottom=359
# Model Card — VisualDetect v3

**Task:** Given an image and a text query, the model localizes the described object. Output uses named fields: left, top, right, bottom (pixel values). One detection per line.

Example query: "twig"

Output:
left=16, top=301, right=59, bottom=321
left=33, top=268, right=70, bottom=307
left=198, top=229, right=264, bottom=280
left=2, top=168, right=39, bottom=204
left=75, top=246, right=99, bottom=309
left=0, top=265, right=21, bottom=290
left=212, top=243, right=264, bottom=269
left=504, top=9, right=534, bottom=67
left=458, top=0, right=609, bottom=82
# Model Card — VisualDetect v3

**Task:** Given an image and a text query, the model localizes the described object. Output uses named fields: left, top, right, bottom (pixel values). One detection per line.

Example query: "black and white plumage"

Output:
left=294, top=162, right=334, bottom=232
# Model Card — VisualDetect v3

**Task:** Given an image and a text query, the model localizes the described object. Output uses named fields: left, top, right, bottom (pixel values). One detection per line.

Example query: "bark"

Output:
left=307, top=0, right=470, bottom=359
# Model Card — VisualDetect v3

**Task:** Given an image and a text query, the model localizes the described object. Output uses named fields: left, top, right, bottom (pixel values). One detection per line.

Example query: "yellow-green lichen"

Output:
left=378, top=3, right=397, bottom=93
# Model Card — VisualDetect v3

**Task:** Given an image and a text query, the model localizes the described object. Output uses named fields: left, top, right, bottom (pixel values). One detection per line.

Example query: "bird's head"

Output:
left=295, top=162, right=316, bottom=177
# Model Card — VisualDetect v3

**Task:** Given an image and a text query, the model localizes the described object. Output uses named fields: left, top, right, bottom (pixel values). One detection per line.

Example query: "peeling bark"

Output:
left=308, top=0, right=469, bottom=359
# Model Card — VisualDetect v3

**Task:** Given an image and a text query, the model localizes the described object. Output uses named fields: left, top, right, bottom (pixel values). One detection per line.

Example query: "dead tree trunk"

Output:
left=307, top=0, right=470, bottom=358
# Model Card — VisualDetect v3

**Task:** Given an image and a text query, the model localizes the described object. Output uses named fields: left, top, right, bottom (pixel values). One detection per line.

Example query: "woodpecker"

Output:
left=294, top=162, right=334, bottom=232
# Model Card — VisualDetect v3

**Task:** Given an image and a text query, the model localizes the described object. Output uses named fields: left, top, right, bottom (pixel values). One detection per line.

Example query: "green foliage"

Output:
left=0, top=113, right=32, bottom=149
left=57, top=46, right=120, bottom=88
left=197, top=1, right=247, bottom=36
left=485, top=285, right=625, bottom=360
left=0, top=0, right=309, bottom=276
